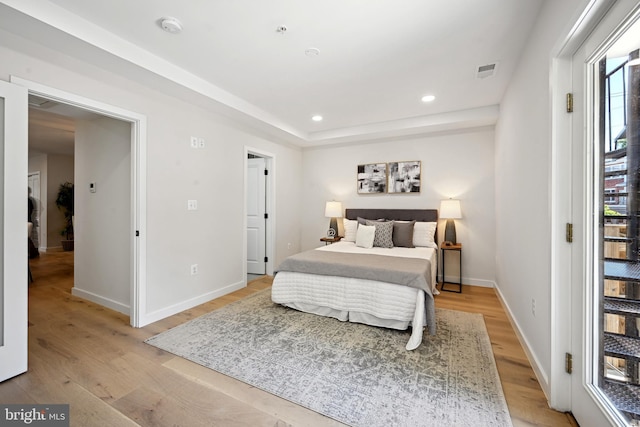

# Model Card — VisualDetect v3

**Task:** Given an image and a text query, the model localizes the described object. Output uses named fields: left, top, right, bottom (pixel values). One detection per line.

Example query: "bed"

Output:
left=272, top=208, right=438, bottom=350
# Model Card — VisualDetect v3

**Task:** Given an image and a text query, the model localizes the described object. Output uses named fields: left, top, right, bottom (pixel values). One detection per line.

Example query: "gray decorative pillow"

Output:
left=365, top=219, right=394, bottom=248
left=357, top=217, right=385, bottom=225
left=393, top=220, right=416, bottom=248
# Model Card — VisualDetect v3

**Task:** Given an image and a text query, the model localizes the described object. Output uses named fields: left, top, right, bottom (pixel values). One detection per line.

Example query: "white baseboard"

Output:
left=139, top=280, right=246, bottom=327
left=440, top=276, right=496, bottom=288
left=493, top=283, right=550, bottom=399
left=71, top=287, right=130, bottom=315
left=465, top=277, right=495, bottom=288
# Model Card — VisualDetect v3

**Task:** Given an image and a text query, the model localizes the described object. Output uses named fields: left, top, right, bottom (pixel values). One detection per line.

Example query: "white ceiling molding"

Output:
left=0, top=0, right=306, bottom=141
left=306, top=105, right=500, bottom=146
left=0, top=0, right=540, bottom=147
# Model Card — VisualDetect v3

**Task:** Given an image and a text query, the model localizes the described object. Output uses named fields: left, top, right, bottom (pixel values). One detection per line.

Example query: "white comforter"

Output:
left=271, top=242, right=437, bottom=350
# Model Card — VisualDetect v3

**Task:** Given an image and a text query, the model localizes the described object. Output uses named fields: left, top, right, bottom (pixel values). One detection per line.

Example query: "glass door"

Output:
left=599, top=32, right=640, bottom=426
left=0, top=79, right=28, bottom=382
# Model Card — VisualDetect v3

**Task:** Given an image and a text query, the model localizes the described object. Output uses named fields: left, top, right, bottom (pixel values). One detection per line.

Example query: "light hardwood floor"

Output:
left=1, top=251, right=578, bottom=426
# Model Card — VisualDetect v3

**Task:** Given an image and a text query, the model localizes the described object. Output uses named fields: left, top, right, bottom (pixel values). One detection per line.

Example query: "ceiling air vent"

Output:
left=28, top=95, right=58, bottom=109
left=476, top=63, right=498, bottom=79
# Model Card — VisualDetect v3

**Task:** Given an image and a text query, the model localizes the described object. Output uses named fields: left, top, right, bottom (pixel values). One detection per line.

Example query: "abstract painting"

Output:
left=357, top=163, right=387, bottom=194
left=388, top=161, right=421, bottom=193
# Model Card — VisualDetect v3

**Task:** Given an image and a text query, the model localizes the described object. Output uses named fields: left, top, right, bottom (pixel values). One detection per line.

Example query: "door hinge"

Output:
left=566, top=223, right=573, bottom=243
left=264, top=256, right=268, bottom=263
left=566, top=93, right=573, bottom=113
left=565, top=352, right=573, bottom=374
left=264, top=213, right=269, bottom=219
left=264, top=169, right=269, bottom=175
left=136, top=230, right=140, bottom=237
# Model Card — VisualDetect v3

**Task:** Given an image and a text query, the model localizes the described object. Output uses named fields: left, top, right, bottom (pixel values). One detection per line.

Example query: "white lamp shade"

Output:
left=440, top=199, right=462, bottom=219
left=325, top=201, right=343, bottom=218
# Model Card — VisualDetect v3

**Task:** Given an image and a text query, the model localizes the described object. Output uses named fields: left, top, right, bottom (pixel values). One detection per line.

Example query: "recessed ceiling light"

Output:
left=305, top=47, right=320, bottom=57
left=312, top=115, right=323, bottom=122
left=421, top=95, right=436, bottom=103
left=160, top=17, right=183, bottom=34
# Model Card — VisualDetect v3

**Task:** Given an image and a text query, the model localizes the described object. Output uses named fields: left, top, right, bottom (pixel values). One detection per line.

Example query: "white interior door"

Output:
left=0, top=80, right=29, bottom=382
left=246, top=157, right=266, bottom=275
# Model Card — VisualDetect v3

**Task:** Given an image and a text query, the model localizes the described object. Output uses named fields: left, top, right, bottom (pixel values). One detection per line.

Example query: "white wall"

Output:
left=301, top=128, right=496, bottom=287
left=0, top=31, right=303, bottom=322
left=74, top=116, right=131, bottom=312
left=494, top=0, right=586, bottom=395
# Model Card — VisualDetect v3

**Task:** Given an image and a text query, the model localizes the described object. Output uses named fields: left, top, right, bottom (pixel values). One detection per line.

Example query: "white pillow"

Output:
left=343, top=218, right=358, bottom=242
left=413, top=222, right=437, bottom=248
left=355, top=225, right=375, bottom=249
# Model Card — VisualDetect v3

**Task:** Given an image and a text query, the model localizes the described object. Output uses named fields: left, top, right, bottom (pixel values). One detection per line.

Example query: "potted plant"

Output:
left=55, top=181, right=74, bottom=251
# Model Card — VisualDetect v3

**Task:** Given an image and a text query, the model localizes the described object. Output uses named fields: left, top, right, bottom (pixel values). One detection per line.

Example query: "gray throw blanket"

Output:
left=276, top=250, right=436, bottom=335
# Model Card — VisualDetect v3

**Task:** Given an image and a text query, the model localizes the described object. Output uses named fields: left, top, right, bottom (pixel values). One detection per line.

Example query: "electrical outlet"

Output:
left=287, top=243, right=292, bottom=250
left=190, top=264, right=198, bottom=275
left=198, top=138, right=205, bottom=148
left=531, top=298, right=536, bottom=317
left=187, top=200, right=198, bottom=211
left=190, top=136, right=198, bottom=148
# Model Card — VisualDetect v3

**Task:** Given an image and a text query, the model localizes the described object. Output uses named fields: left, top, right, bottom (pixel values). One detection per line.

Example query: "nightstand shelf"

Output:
left=441, top=243, right=462, bottom=293
left=320, top=236, right=342, bottom=245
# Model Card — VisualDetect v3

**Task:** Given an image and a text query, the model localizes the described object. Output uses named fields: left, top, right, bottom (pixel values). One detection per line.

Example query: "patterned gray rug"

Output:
left=145, top=290, right=512, bottom=427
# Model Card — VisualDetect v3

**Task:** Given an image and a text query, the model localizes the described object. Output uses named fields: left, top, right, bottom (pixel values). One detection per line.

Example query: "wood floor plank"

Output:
left=110, top=352, right=284, bottom=427
left=162, top=357, right=344, bottom=427
left=0, top=251, right=579, bottom=426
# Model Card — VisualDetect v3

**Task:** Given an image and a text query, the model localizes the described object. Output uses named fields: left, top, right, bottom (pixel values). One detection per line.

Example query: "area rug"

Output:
left=145, top=290, right=512, bottom=427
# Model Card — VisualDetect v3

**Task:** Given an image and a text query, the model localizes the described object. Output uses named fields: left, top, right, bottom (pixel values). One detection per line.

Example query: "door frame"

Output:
left=550, top=0, right=640, bottom=421
left=11, top=76, right=148, bottom=328
left=244, top=146, right=275, bottom=278
left=550, top=0, right=615, bottom=409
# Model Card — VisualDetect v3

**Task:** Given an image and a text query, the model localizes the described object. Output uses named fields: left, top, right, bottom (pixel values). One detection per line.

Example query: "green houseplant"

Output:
left=55, top=181, right=74, bottom=251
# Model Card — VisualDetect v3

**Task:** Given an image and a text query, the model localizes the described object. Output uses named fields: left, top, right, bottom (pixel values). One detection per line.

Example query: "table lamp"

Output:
left=324, top=201, right=343, bottom=238
left=440, top=199, right=462, bottom=245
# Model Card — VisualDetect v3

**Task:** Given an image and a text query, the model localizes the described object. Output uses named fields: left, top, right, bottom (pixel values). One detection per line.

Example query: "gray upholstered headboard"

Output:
left=345, top=208, right=438, bottom=223
left=344, top=208, right=438, bottom=243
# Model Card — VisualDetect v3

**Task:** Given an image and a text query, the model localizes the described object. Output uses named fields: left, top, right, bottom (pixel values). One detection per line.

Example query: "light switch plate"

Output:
left=187, top=200, right=198, bottom=210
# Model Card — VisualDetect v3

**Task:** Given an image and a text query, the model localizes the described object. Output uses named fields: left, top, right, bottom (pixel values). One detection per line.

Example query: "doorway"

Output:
left=14, top=76, right=147, bottom=327
left=245, top=147, right=275, bottom=279
left=27, top=171, right=41, bottom=250
left=554, top=2, right=640, bottom=425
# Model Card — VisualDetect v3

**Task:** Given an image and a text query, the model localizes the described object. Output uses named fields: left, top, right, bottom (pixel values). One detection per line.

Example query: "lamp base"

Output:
left=444, top=219, right=457, bottom=245
left=329, top=217, right=339, bottom=238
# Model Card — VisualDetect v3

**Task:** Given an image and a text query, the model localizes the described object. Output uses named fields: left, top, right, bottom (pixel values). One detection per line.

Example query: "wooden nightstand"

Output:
left=320, top=237, right=342, bottom=245
left=440, top=243, right=462, bottom=293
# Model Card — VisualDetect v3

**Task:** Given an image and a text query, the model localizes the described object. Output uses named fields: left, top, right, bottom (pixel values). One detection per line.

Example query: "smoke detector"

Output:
left=160, top=17, right=183, bottom=34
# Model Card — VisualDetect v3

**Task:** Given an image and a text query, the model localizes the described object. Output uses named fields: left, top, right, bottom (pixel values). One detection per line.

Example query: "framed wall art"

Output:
left=357, top=163, right=387, bottom=194
left=388, top=160, right=421, bottom=193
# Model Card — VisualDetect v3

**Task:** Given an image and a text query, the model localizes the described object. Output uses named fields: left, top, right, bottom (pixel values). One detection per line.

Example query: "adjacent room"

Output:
left=1, top=1, right=639, bottom=426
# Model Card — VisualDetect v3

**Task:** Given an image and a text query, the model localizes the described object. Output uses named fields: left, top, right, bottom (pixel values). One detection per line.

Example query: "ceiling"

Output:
left=1, top=0, right=546, bottom=147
